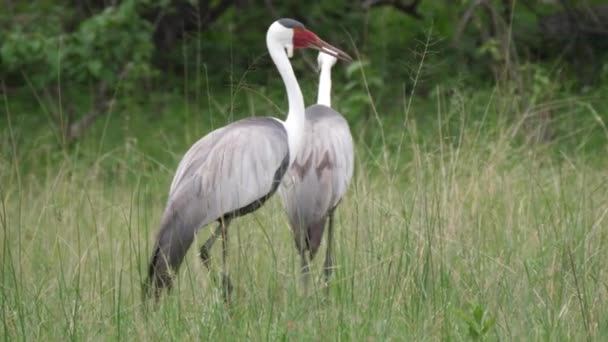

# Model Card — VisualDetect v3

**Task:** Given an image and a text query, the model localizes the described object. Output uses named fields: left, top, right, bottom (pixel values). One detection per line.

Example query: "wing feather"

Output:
left=150, top=117, right=288, bottom=289
left=279, top=104, right=354, bottom=236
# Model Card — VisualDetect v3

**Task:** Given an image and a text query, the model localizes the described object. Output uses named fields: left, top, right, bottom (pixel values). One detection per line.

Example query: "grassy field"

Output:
left=2, top=80, right=608, bottom=341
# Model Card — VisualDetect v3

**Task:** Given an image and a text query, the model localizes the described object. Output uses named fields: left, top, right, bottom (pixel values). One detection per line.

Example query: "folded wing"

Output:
left=279, top=104, right=354, bottom=252
left=150, top=117, right=289, bottom=288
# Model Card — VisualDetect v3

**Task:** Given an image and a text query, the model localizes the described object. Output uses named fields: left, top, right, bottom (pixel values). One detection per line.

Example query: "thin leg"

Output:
left=323, top=210, right=335, bottom=292
left=220, top=219, right=233, bottom=303
left=300, top=250, right=310, bottom=295
left=199, top=223, right=223, bottom=270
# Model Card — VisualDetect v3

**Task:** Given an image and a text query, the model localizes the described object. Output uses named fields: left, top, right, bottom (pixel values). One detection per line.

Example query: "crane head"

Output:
left=271, top=18, right=352, bottom=62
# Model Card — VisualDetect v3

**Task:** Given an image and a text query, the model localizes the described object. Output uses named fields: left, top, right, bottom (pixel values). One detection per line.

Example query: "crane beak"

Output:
left=309, top=37, right=353, bottom=63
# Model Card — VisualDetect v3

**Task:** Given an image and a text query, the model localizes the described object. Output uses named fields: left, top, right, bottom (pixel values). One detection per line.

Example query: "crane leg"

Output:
left=199, top=223, right=223, bottom=270
left=300, top=249, right=310, bottom=295
left=323, top=210, right=336, bottom=293
left=220, top=218, right=233, bottom=303
left=199, top=219, right=233, bottom=302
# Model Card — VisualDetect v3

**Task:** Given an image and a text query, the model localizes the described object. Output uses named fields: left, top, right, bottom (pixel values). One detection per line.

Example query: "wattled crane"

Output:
left=278, top=51, right=354, bottom=292
left=146, top=18, right=352, bottom=301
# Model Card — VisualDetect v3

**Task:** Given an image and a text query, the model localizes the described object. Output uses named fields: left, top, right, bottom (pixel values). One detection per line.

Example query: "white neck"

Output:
left=317, top=64, right=333, bottom=107
left=267, top=35, right=305, bottom=166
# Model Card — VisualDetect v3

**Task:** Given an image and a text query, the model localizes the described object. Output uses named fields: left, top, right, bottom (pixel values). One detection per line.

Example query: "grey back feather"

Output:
left=278, top=104, right=354, bottom=254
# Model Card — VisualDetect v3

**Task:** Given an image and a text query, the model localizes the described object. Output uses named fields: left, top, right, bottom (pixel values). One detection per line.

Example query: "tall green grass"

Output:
left=1, top=78, right=607, bottom=340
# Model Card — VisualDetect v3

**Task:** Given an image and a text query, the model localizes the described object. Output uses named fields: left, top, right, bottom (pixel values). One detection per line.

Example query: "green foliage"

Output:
left=1, top=4, right=607, bottom=335
left=0, top=31, right=51, bottom=85
left=1, top=86, right=607, bottom=339
left=458, top=304, right=496, bottom=340
left=0, top=1, right=155, bottom=89
left=67, top=2, right=155, bottom=84
left=476, top=38, right=501, bottom=62
left=520, top=63, right=558, bottom=105
left=340, top=60, right=379, bottom=122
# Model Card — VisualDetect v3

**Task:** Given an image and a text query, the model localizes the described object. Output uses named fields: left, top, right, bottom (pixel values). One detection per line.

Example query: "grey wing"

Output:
left=279, top=105, right=354, bottom=230
left=151, top=117, right=288, bottom=283
left=168, top=117, right=288, bottom=229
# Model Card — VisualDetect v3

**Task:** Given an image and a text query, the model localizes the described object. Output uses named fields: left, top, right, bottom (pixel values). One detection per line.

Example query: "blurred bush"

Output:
left=0, top=1, right=155, bottom=89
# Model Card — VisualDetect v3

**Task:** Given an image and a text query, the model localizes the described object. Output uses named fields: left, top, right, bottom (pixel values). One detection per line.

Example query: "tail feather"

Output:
left=145, top=208, right=198, bottom=299
left=307, top=217, right=327, bottom=259
left=292, top=216, right=327, bottom=260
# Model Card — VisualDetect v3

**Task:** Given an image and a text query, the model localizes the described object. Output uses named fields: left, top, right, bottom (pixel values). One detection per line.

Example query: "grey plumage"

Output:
left=278, top=104, right=354, bottom=288
left=147, top=117, right=288, bottom=295
left=146, top=19, right=353, bottom=301
left=277, top=50, right=354, bottom=291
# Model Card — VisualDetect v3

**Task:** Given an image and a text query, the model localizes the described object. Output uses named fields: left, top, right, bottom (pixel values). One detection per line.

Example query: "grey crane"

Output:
left=197, top=52, right=354, bottom=295
left=278, top=51, right=354, bottom=293
left=145, top=18, right=352, bottom=300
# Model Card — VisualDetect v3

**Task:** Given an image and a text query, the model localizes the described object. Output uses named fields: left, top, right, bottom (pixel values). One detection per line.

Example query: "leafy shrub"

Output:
left=0, top=1, right=155, bottom=89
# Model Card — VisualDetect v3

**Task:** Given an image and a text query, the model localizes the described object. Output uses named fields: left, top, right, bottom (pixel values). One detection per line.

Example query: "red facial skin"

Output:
left=292, top=28, right=318, bottom=48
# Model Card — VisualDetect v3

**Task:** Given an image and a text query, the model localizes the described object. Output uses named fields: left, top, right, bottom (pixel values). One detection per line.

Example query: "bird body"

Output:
left=152, top=117, right=289, bottom=282
left=279, top=105, right=353, bottom=256
left=278, top=52, right=354, bottom=289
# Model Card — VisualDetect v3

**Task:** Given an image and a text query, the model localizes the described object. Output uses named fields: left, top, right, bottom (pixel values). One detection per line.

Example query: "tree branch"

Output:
left=64, top=82, right=111, bottom=142
left=454, top=0, right=483, bottom=43
left=63, top=66, right=128, bottom=143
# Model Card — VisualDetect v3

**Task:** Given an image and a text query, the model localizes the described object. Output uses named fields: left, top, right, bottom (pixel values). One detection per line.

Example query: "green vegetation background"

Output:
left=1, top=1, right=607, bottom=340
